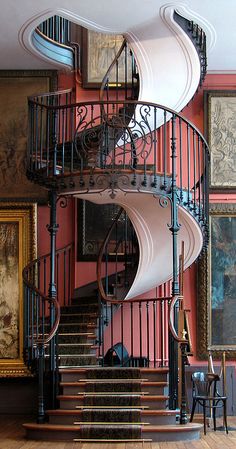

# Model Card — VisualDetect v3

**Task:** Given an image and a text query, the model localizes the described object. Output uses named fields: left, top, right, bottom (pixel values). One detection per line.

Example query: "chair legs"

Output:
left=203, top=402, right=207, bottom=435
left=191, top=399, right=228, bottom=435
left=223, top=399, right=228, bottom=434
left=213, top=400, right=216, bottom=431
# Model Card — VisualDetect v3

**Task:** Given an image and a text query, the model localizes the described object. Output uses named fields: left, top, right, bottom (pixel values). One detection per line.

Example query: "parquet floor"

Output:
left=0, top=415, right=236, bottom=449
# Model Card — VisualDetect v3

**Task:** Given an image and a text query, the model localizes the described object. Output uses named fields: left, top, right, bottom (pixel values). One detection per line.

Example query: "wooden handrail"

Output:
left=27, top=97, right=210, bottom=153
left=97, top=207, right=124, bottom=302
left=99, top=38, right=127, bottom=102
left=23, top=242, right=73, bottom=345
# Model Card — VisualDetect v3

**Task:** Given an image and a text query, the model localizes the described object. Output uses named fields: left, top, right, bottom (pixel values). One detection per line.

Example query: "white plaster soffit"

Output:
left=75, top=191, right=203, bottom=300
left=19, top=3, right=213, bottom=110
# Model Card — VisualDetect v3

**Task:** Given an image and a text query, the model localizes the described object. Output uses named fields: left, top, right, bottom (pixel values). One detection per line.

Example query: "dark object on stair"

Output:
left=104, top=342, right=148, bottom=367
left=190, top=371, right=228, bottom=435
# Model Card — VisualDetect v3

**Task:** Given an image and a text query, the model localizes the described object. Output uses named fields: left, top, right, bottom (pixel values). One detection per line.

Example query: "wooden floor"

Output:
left=0, top=415, right=236, bottom=449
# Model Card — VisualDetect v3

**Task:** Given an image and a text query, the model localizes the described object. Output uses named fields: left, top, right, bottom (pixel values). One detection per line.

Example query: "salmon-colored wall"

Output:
left=182, top=73, right=236, bottom=365
left=38, top=71, right=236, bottom=366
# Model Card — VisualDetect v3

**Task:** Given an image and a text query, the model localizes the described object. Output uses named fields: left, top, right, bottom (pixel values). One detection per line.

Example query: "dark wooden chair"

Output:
left=190, top=371, right=228, bottom=435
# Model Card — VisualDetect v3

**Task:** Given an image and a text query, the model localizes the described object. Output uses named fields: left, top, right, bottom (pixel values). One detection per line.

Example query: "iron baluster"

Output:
left=187, top=123, right=191, bottom=206
left=153, top=300, right=156, bottom=368
left=146, top=301, right=150, bottom=366
left=130, top=302, right=134, bottom=361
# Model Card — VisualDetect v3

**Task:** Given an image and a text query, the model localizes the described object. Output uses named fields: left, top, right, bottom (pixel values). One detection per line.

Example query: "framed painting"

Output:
left=77, top=199, right=136, bottom=261
left=0, top=70, right=57, bottom=203
left=82, top=29, right=130, bottom=88
left=204, top=90, right=236, bottom=191
left=197, top=203, right=236, bottom=359
left=0, top=202, right=37, bottom=376
left=78, top=199, right=123, bottom=261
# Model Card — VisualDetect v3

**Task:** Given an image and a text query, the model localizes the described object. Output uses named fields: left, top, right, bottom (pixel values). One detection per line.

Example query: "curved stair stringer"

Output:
left=20, top=3, right=206, bottom=112
left=75, top=189, right=203, bottom=300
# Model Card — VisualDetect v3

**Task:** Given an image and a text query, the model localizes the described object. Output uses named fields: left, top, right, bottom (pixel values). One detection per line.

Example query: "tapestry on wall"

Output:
left=0, top=70, right=57, bottom=202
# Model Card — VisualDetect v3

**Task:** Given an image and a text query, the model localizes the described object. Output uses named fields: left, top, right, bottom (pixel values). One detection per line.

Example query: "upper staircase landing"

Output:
left=27, top=94, right=209, bottom=296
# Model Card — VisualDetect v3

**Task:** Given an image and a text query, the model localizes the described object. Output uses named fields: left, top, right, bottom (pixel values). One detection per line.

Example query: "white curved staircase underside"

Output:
left=19, top=2, right=211, bottom=112
left=75, top=191, right=203, bottom=299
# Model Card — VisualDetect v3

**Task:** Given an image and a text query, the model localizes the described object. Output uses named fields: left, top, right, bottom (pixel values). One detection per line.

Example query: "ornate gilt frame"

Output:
left=197, top=202, right=236, bottom=359
left=0, top=202, right=37, bottom=377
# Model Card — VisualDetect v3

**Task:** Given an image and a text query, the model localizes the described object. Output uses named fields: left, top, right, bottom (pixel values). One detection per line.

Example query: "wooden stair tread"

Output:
left=75, top=405, right=149, bottom=409
left=59, top=354, right=96, bottom=358
left=73, top=439, right=152, bottom=443
left=60, top=313, right=97, bottom=317
left=141, top=395, right=169, bottom=400
left=142, top=423, right=203, bottom=432
left=142, top=409, right=178, bottom=415
left=47, top=406, right=150, bottom=414
left=58, top=343, right=94, bottom=346
left=73, top=421, right=149, bottom=425
left=60, top=379, right=149, bottom=385
left=47, top=405, right=176, bottom=416
left=57, top=332, right=96, bottom=337
left=140, top=368, right=169, bottom=373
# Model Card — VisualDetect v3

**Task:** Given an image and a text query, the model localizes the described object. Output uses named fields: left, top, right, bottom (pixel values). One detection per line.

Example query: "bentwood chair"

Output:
left=190, top=371, right=228, bottom=435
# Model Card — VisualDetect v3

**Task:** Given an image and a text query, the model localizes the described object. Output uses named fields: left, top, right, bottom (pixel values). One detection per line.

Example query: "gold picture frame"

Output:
left=82, top=29, right=129, bottom=88
left=0, top=202, right=37, bottom=377
left=204, top=90, right=236, bottom=191
left=197, top=203, right=236, bottom=359
left=0, top=70, right=57, bottom=202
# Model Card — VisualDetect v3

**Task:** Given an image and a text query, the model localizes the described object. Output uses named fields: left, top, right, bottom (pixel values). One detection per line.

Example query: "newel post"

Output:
left=47, top=189, right=59, bottom=407
left=169, top=114, right=180, bottom=409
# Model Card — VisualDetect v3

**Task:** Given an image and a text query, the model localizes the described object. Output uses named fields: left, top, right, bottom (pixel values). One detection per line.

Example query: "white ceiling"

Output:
left=0, top=0, right=235, bottom=72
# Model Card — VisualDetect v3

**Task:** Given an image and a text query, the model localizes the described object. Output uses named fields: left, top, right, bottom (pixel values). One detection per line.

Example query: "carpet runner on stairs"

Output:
left=57, top=296, right=99, bottom=367
left=70, top=368, right=143, bottom=439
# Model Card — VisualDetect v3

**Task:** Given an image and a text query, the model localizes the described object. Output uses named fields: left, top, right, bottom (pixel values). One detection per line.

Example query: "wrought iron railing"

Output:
left=27, top=95, right=209, bottom=236
left=23, top=242, right=73, bottom=422
left=100, top=38, right=139, bottom=102
left=174, top=11, right=207, bottom=87
left=38, top=16, right=71, bottom=45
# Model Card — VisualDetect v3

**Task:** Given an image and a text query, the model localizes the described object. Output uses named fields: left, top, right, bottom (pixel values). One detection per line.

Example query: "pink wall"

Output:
left=37, top=71, right=236, bottom=366
left=182, top=73, right=236, bottom=365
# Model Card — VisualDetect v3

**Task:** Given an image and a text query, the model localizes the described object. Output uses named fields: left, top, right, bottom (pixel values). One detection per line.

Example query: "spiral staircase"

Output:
left=23, top=12, right=209, bottom=443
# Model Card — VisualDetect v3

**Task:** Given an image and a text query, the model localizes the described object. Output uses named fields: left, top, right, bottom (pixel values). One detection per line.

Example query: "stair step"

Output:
left=61, top=379, right=149, bottom=384
left=142, top=423, right=203, bottom=442
left=74, top=421, right=149, bottom=425
left=75, top=405, right=149, bottom=409
left=58, top=332, right=96, bottom=337
left=23, top=422, right=202, bottom=442
left=73, top=439, right=151, bottom=443
left=60, top=313, right=97, bottom=317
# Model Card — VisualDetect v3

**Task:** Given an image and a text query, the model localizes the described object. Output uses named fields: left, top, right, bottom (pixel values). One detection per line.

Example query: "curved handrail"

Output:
left=99, top=38, right=127, bottom=102
left=168, top=294, right=187, bottom=343
left=23, top=278, right=60, bottom=346
left=97, top=206, right=125, bottom=302
left=96, top=205, right=185, bottom=345
left=27, top=95, right=210, bottom=150
left=23, top=243, right=73, bottom=346
left=35, top=28, right=73, bottom=52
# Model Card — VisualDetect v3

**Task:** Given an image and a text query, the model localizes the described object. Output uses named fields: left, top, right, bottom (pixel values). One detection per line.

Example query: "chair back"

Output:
left=192, top=371, right=220, bottom=397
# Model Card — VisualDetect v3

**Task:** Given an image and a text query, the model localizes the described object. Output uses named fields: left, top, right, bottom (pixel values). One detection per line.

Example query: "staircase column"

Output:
left=47, top=189, right=59, bottom=408
left=169, top=114, right=180, bottom=410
